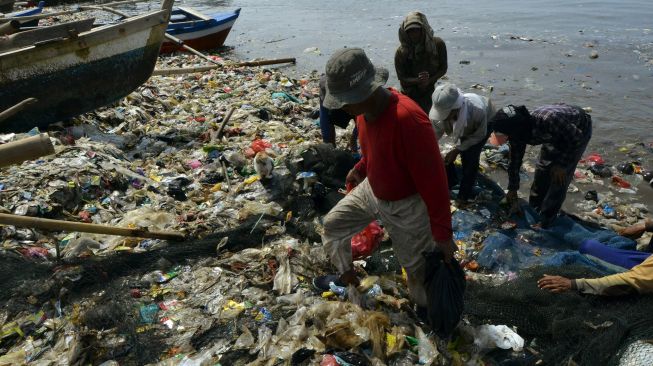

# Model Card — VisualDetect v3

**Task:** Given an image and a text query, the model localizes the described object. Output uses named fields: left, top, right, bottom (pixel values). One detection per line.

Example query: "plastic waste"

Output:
left=588, top=164, right=613, bottom=178
left=583, top=153, right=605, bottom=166
left=612, top=176, right=631, bottom=188
left=251, top=139, right=273, bottom=153
left=321, top=354, right=339, bottom=366
left=253, top=326, right=273, bottom=358
left=139, top=304, right=159, bottom=324
left=602, top=204, right=616, bottom=218
left=415, top=326, right=439, bottom=365
left=271, top=92, right=301, bottom=103
left=473, top=324, right=524, bottom=351
left=329, top=281, right=347, bottom=298
left=423, top=251, right=466, bottom=338
left=623, top=173, right=643, bottom=187
left=273, top=253, right=298, bottom=295
left=351, top=221, right=384, bottom=259
left=584, top=190, right=599, bottom=202
left=237, top=200, right=283, bottom=220
left=366, top=284, right=383, bottom=297
left=234, top=325, right=255, bottom=349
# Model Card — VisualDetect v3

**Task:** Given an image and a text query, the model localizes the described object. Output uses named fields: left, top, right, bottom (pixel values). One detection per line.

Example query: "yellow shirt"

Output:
left=574, top=254, right=653, bottom=296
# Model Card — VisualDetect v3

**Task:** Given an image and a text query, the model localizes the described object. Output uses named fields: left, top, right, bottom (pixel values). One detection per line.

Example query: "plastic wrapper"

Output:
left=250, top=139, right=273, bottom=153
left=237, top=200, right=283, bottom=220
left=351, top=221, right=384, bottom=259
left=252, top=325, right=273, bottom=358
left=273, top=253, right=298, bottom=295
left=473, top=324, right=524, bottom=352
left=321, top=354, right=339, bottom=366
left=234, top=325, right=255, bottom=349
left=416, top=325, right=439, bottom=365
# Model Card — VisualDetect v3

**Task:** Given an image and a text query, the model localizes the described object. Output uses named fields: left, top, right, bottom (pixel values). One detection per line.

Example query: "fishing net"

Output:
left=464, top=265, right=653, bottom=365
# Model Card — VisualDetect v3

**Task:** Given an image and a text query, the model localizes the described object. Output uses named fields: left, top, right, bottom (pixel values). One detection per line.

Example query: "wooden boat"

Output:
left=0, top=0, right=174, bottom=132
left=0, top=0, right=14, bottom=13
left=160, top=7, right=240, bottom=53
left=3, top=1, right=44, bottom=27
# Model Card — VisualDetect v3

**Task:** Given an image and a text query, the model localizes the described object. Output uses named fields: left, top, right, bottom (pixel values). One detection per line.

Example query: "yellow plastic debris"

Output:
left=244, top=175, right=260, bottom=184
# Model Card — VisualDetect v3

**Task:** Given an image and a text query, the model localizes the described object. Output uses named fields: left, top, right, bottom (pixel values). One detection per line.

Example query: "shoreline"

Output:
left=1, top=1, right=652, bottom=364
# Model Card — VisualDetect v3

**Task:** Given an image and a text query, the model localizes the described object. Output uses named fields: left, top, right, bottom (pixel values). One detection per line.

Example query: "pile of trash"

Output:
left=1, top=49, right=652, bottom=365
left=0, top=53, right=327, bottom=260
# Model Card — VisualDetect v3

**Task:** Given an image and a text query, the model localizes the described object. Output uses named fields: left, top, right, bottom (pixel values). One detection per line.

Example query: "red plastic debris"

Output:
left=130, top=289, right=142, bottom=298
left=612, top=176, right=631, bottom=188
left=78, top=210, right=92, bottom=223
left=19, top=246, right=50, bottom=260
left=582, top=153, right=605, bottom=166
left=351, top=221, right=384, bottom=260
left=250, top=139, right=272, bottom=153
left=320, top=355, right=339, bottom=366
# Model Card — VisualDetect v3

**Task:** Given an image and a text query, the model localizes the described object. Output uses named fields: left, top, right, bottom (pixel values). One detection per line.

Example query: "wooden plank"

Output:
left=178, top=6, right=211, bottom=21
left=0, top=9, right=168, bottom=69
left=0, top=18, right=95, bottom=53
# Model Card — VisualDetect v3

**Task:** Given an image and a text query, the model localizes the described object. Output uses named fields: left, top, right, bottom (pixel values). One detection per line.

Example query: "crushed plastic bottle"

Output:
left=329, top=282, right=347, bottom=298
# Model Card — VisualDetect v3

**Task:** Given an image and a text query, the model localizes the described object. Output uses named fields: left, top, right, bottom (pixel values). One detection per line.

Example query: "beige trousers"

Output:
left=322, top=179, right=438, bottom=306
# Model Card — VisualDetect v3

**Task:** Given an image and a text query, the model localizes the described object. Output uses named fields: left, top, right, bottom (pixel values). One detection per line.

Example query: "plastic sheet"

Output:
left=416, top=326, right=439, bottom=365
left=273, top=252, right=298, bottom=295
left=473, top=324, right=524, bottom=351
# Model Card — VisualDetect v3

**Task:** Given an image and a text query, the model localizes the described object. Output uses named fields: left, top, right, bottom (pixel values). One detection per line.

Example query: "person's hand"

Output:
left=435, top=239, right=458, bottom=264
left=345, top=168, right=364, bottom=189
left=417, top=71, right=430, bottom=89
left=444, top=148, right=460, bottom=165
left=506, top=190, right=522, bottom=216
left=339, top=269, right=360, bottom=287
left=618, top=221, right=648, bottom=239
left=550, top=165, right=567, bottom=186
left=537, top=274, right=572, bottom=293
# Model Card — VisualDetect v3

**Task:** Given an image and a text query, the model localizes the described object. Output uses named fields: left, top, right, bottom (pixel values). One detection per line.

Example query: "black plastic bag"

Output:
left=423, top=251, right=466, bottom=338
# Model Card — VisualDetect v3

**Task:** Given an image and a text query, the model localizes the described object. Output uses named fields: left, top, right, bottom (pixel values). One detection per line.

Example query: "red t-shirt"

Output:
left=354, top=89, right=452, bottom=242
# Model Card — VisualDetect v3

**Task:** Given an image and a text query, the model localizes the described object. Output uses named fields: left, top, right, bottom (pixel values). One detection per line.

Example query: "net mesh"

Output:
left=464, top=266, right=653, bottom=365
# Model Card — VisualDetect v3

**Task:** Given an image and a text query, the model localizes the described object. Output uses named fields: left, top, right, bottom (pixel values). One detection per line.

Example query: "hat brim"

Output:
left=323, top=67, right=388, bottom=110
left=405, top=22, right=422, bottom=31
left=429, top=106, right=452, bottom=122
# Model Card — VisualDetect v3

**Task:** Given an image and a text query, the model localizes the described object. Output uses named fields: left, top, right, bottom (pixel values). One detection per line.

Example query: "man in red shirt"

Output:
left=320, top=48, right=455, bottom=308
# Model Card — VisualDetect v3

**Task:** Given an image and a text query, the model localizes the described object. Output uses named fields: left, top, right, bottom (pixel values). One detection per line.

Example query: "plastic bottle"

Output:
left=366, top=284, right=383, bottom=297
left=328, top=282, right=347, bottom=298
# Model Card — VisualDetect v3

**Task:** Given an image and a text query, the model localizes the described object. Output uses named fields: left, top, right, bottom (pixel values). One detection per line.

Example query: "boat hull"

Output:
left=160, top=23, right=234, bottom=53
left=0, top=8, right=169, bottom=132
left=0, top=0, right=14, bottom=13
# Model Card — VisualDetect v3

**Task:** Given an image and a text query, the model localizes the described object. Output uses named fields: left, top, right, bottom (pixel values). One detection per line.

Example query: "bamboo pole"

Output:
left=164, top=33, right=222, bottom=66
left=216, top=107, right=236, bottom=139
left=152, top=57, right=297, bottom=76
left=0, top=133, right=54, bottom=168
left=0, top=98, right=37, bottom=123
left=0, top=213, right=186, bottom=241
